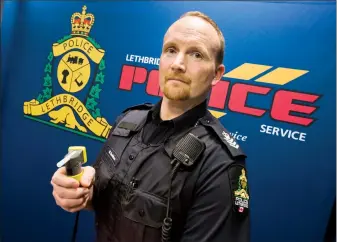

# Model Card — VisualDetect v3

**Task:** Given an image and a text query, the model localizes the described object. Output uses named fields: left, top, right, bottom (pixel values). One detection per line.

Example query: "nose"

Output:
left=171, top=53, right=186, bottom=72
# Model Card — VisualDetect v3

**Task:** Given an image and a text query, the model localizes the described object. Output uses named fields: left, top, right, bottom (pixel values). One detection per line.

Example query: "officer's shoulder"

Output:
left=199, top=112, right=247, bottom=159
left=121, top=102, right=154, bottom=113
left=113, top=102, right=153, bottom=127
left=110, top=103, right=153, bottom=136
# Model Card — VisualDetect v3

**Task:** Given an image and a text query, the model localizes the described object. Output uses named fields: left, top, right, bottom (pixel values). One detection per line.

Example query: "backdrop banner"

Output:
left=1, top=1, right=336, bottom=242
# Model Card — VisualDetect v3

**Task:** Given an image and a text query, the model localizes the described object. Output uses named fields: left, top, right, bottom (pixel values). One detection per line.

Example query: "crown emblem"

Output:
left=71, top=5, right=95, bottom=37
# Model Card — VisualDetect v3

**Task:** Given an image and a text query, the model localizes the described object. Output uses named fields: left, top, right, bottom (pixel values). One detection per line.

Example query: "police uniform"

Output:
left=92, top=99, right=250, bottom=242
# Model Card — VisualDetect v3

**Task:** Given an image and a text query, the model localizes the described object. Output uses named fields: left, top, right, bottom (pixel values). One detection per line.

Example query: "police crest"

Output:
left=23, top=6, right=111, bottom=141
left=229, top=165, right=249, bottom=214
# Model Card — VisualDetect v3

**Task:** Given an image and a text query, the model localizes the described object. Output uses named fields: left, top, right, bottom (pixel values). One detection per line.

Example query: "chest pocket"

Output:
left=107, top=109, right=150, bottom=164
left=94, top=129, right=134, bottom=193
left=114, top=189, right=167, bottom=242
left=94, top=109, right=150, bottom=189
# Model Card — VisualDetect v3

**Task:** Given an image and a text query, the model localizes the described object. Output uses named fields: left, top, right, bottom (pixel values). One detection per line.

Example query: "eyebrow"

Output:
left=163, top=39, right=210, bottom=56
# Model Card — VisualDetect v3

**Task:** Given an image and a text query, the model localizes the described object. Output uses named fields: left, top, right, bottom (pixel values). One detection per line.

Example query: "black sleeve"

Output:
left=180, top=156, right=250, bottom=242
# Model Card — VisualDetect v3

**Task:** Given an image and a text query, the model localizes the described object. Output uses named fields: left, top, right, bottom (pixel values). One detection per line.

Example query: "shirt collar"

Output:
left=149, top=98, right=208, bottom=130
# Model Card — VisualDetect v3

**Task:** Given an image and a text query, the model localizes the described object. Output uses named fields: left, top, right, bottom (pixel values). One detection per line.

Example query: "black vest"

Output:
left=92, top=104, right=246, bottom=242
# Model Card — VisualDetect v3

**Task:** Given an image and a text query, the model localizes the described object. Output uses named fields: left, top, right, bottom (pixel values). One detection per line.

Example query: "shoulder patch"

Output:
left=199, top=113, right=246, bottom=158
left=228, top=164, right=250, bottom=215
left=122, top=103, right=154, bottom=113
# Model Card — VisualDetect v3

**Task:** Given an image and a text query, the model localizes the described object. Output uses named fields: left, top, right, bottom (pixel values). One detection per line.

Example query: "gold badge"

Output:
left=234, top=168, right=249, bottom=200
left=231, top=167, right=249, bottom=214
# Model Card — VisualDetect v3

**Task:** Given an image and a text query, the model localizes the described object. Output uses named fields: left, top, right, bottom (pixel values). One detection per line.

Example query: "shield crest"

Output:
left=23, top=5, right=111, bottom=141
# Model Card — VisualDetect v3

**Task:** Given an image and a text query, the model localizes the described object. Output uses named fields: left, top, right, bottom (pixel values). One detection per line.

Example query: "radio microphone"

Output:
left=172, top=133, right=205, bottom=168
left=162, top=133, right=206, bottom=242
left=56, top=146, right=88, bottom=242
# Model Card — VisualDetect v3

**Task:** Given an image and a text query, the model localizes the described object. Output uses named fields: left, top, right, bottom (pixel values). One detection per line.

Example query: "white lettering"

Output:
left=299, top=132, right=306, bottom=141
left=108, top=150, right=116, bottom=161
left=260, top=124, right=307, bottom=142
left=266, top=125, right=273, bottom=134
left=272, top=127, right=279, bottom=136
left=125, top=53, right=160, bottom=66
left=291, top=131, right=300, bottom=140
left=222, top=131, right=239, bottom=149
left=280, top=128, right=289, bottom=137
left=235, top=197, right=248, bottom=208
left=229, top=131, right=248, bottom=142
left=260, top=124, right=267, bottom=133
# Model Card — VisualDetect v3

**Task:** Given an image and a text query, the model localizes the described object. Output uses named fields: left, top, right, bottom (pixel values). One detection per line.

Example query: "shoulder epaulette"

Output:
left=199, top=112, right=247, bottom=159
left=121, top=103, right=154, bottom=113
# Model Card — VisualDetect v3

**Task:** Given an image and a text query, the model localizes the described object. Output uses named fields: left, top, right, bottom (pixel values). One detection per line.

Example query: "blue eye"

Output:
left=192, top=52, right=202, bottom=59
left=167, top=48, right=176, bottom=54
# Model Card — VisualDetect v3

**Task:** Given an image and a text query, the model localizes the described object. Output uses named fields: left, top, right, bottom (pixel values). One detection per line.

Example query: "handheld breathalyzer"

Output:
left=57, top=146, right=87, bottom=180
left=56, top=146, right=88, bottom=242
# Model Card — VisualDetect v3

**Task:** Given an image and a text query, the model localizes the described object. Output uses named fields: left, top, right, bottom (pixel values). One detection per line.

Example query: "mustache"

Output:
left=165, top=74, right=191, bottom=84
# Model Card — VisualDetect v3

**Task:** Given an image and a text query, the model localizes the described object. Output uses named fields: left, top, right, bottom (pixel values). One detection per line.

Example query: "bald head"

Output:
left=178, top=11, right=224, bottom=65
left=164, top=14, right=223, bottom=66
left=159, top=11, right=226, bottom=103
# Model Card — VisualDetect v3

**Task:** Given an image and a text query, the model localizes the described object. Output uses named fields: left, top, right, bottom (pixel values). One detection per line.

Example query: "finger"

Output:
left=67, top=203, right=88, bottom=213
left=67, top=195, right=91, bottom=213
left=53, top=191, right=89, bottom=210
left=55, top=166, right=67, bottom=175
left=53, top=185, right=89, bottom=199
left=80, top=166, right=95, bottom=188
left=51, top=167, right=79, bottom=188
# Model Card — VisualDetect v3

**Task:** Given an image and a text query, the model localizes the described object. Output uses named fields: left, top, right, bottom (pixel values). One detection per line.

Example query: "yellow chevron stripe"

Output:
left=209, top=109, right=226, bottom=119
left=223, top=63, right=273, bottom=80
left=255, top=67, right=308, bottom=85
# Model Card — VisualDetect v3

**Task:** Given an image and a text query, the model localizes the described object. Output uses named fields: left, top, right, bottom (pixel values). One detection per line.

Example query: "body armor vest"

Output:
left=92, top=104, right=246, bottom=242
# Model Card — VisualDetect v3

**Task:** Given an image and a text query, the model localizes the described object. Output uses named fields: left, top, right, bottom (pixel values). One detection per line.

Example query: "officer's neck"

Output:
left=160, top=96, right=205, bottom=121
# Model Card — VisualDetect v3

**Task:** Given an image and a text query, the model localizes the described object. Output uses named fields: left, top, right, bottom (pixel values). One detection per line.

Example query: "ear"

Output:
left=211, top=64, right=225, bottom=86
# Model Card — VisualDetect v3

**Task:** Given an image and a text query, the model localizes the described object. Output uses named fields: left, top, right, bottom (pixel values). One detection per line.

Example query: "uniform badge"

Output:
left=228, top=165, right=249, bottom=215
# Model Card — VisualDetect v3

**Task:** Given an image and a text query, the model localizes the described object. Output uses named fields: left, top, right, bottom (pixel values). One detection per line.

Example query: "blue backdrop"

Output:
left=1, top=1, right=336, bottom=242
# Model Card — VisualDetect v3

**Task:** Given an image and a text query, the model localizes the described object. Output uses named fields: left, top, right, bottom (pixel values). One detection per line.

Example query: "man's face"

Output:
left=159, top=16, right=224, bottom=102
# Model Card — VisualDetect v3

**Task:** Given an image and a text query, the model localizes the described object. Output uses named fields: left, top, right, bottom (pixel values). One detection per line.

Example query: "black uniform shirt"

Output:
left=142, top=99, right=207, bottom=145
left=92, top=99, right=250, bottom=242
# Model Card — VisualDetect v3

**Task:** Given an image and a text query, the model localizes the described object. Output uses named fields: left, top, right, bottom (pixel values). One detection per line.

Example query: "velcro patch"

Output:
left=228, top=165, right=250, bottom=215
left=118, top=121, right=137, bottom=131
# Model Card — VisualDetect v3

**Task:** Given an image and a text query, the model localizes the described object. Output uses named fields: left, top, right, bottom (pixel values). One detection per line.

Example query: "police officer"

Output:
left=51, top=11, right=250, bottom=242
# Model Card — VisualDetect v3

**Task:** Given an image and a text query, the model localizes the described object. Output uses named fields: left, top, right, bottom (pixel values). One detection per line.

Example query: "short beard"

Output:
left=163, top=83, right=190, bottom=101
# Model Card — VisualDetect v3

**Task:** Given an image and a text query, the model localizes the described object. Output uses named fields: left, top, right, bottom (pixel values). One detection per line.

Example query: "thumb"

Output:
left=80, top=166, right=95, bottom=188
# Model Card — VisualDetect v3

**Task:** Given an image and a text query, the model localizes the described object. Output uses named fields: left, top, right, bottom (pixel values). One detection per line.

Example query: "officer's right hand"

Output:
left=51, top=166, right=95, bottom=213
